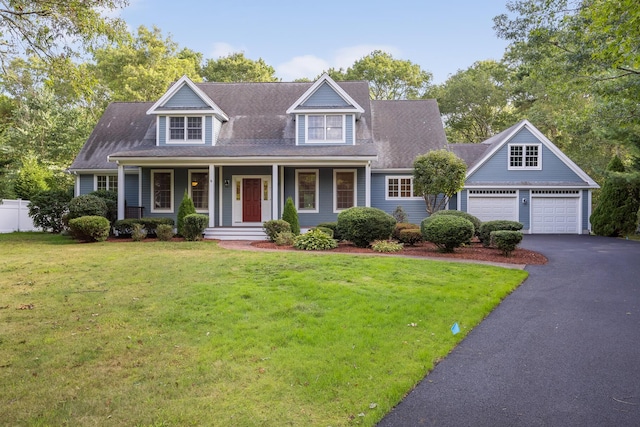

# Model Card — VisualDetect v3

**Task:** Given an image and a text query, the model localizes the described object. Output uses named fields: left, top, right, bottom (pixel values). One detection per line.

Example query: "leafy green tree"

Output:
left=13, top=153, right=51, bottom=200
left=201, top=53, right=278, bottom=82
left=328, top=50, right=432, bottom=100
left=413, top=149, right=467, bottom=214
left=93, top=26, right=203, bottom=101
left=432, top=60, right=518, bottom=143
left=282, top=197, right=300, bottom=235
left=177, top=190, right=197, bottom=236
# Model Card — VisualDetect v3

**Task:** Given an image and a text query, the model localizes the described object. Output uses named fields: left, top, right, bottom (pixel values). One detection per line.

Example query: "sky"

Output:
left=117, top=0, right=512, bottom=84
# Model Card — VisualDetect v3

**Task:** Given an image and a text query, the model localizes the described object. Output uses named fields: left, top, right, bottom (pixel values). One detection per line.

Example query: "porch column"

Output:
left=272, top=163, right=279, bottom=220
left=365, top=161, right=371, bottom=207
left=117, top=163, right=125, bottom=220
left=208, top=164, right=215, bottom=227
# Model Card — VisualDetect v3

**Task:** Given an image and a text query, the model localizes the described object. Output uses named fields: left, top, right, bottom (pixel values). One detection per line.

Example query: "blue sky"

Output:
left=118, top=0, right=511, bottom=84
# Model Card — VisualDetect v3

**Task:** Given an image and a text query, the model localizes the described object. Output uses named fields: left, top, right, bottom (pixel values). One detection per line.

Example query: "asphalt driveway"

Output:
left=378, top=235, right=640, bottom=426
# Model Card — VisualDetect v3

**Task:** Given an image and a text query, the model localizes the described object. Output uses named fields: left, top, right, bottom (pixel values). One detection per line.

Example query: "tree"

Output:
left=177, top=190, right=196, bottom=236
left=413, top=149, right=467, bottom=214
left=432, top=60, right=518, bottom=143
left=28, top=189, right=72, bottom=233
left=92, top=26, right=202, bottom=101
left=0, top=0, right=128, bottom=68
left=13, top=152, right=50, bottom=200
left=282, top=196, right=300, bottom=235
left=328, top=50, right=432, bottom=100
left=201, top=53, right=278, bottom=82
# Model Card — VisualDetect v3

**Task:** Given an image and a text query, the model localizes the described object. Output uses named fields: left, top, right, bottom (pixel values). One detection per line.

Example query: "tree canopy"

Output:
left=413, top=149, right=467, bottom=214
left=201, top=53, right=278, bottom=82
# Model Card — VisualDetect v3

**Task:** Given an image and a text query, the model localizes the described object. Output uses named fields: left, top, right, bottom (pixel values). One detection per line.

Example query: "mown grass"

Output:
left=0, top=232, right=528, bottom=426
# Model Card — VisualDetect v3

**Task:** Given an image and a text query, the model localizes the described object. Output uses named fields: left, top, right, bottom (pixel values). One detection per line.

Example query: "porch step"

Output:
left=204, top=227, right=267, bottom=241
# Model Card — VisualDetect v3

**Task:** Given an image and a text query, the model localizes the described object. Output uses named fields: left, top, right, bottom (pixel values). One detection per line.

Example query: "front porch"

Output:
left=204, top=226, right=267, bottom=241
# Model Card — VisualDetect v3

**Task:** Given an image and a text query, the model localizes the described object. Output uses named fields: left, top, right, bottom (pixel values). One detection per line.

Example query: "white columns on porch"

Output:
left=208, top=164, right=215, bottom=227
left=272, top=164, right=279, bottom=220
left=117, top=163, right=125, bottom=220
left=365, top=161, right=371, bottom=207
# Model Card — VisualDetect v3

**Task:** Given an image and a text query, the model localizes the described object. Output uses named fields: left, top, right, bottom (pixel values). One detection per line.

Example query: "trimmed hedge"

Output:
left=263, top=219, right=291, bottom=242
left=68, top=216, right=110, bottom=242
left=478, top=220, right=523, bottom=247
left=431, top=210, right=481, bottom=237
left=392, top=223, right=420, bottom=240
left=421, top=215, right=474, bottom=253
left=398, top=228, right=423, bottom=245
left=491, top=230, right=524, bottom=256
left=183, top=214, right=208, bottom=241
left=336, top=207, right=396, bottom=248
left=156, top=224, right=174, bottom=241
left=113, top=217, right=174, bottom=237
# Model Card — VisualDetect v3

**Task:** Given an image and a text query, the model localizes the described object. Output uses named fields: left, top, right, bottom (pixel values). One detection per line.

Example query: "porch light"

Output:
left=191, top=181, right=198, bottom=187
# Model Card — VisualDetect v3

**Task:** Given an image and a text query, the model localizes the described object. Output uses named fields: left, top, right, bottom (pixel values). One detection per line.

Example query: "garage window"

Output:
left=509, top=144, right=541, bottom=170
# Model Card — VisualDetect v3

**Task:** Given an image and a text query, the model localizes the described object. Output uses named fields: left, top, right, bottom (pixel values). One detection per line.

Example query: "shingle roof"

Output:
left=70, top=79, right=447, bottom=170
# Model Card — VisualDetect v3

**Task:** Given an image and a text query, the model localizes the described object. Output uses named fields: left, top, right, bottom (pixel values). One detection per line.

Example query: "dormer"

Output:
left=146, top=75, right=229, bottom=146
left=287, top=74, right=365, bottom=146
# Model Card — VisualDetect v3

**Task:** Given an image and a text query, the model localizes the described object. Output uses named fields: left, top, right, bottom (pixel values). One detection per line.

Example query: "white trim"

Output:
left=286, top=73, right=365, bottom=115
left=150, top=169, right=174, bottom=213
left=208, top=164, right=215, bottom=228
left=108, top=156, right=376, bottom=167
left=166, top=116, right=205, bottom=144
left=188, top=169, right=209, bottom=213
left=333, top=169, right=357, bottom=213
left=365, top=162, right=371, bottom=207
left=507, top=142, right=542, bottom=171
left=272, top=164, right=279, bottom=221
left=93, top=173, right=118, bottom=192
left=218, top=167, right=223, bottom=227
left=305, top=114, right=346, bottom=144
left=295, top=169, right=319, bottom=213
left=137, top=167, right=142, bottom=206
left=385, top=175, right=422, bottom=200
left=117, top=164, right=125, bottom=220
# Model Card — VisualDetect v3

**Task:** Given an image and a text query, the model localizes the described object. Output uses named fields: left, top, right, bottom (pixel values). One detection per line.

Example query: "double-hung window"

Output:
left=295, top=170, right=319, bottom=212
left=509, top=144, right=541, bottom=170
left=96, top=175, right=118, bottom=192
left=307, top=115, right=343, bottom=142
left=334, top=170, right=356, bottom=212
left=189, top=170, right=208, bottom=211
left=169, top=116, right=203, bottom=142
left=386, top=176, right=419, bottom=199
left=151, top=170, right=174, bottom=212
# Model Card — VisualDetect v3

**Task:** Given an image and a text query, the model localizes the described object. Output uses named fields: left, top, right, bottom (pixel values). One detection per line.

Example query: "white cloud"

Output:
left=209, top=42, right=244, bottom=59
left=276, top=44, right=401, bottom=81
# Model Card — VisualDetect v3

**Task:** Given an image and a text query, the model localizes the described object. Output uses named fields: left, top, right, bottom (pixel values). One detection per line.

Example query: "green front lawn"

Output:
left=0, top=233, right=528, bottom=426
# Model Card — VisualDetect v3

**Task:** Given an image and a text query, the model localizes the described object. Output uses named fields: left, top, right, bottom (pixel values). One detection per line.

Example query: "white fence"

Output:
left=0, top=199, right=40, bottom=233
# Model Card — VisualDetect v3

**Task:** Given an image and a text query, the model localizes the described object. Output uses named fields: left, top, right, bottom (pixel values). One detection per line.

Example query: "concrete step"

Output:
left=204, top=227, right=267, bottom=241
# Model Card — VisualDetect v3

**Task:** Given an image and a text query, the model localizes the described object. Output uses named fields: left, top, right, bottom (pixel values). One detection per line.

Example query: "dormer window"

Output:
left=307, top=115, right=344, bottom=142
left=509, top=143, right=541, bottom=170
left=169, top=116, right=202, bottom=142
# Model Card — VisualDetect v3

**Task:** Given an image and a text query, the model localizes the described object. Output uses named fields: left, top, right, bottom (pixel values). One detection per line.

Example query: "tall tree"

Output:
left=92, top=26, right=203, bottom=101
left=328, top=50, right=432, bottom=100
left=432, top=60, right=518, bottom=143
left=413, top=149, right=467, bottom=214
left=201, top=52, right=278, bottom=82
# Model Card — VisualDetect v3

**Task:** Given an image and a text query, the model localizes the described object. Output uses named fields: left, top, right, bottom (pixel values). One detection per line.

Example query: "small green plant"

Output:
left=293, top=228, right=338, bottom=250
left=68, top=216, right=110, bottom=242
left=263, top=219, right=291, bottom=242
left=131, top=223, right=146, bottom=241
left=282, top=196, right=300, bottom=235
left=313, top=226, right=334, bottom=238
left=316, top=222, right=341, bottom=240
left=337, top=206, right=396, bottom=248
left=491, top=230, right=524, bottom=256
left=114, top=217, right=174, bottom=237
left=182, top=214, right=208, bottom=241
left=274, top=231, right=295, bottom=246
left=421, top=215, right=474, bottom=253
left=371, top=240, right=404, bottom=253
left=156, top=224, right=174, bottom=241
left=177, top=190, right=197, bottom=236
left=398, top=228, right=423, bottom=245
left=392, top=205, right=408, bottom=223
left=392, top=223, right=420, bottom=240
left=67, top=194, right=108, bottom=221
left=478, top=220, right=524, bottom=247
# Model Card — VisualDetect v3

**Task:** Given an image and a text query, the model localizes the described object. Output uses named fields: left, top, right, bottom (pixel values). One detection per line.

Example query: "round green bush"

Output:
left=431, top=210, right=481, bottom=237
left=68, top=194, right=108, bottom=221
left=89, top=190, right=118, bottom=224
left=183, top=214, right=208, bottom=241
left=263, top=219, right=291, bottom=242
left=421, top=215, right=474, bottom=253
left=491, top=230, right=524, bottom=256
left=316, top=222, right=341, bottom=240
left=313, top=226, right=334, bottom=238
left=398, top=228, right=423, bottom=245
left=156, top=224, right=175, bottom=241
left=274, top=231, right=295, bottom=246
left=68, top=215, right=110, bottom=242
left=293, top=229, right=338, bottom=250
left=392, top=222, right=420, bottom=240
left=478, top=220, right=524, bottom=247
left=336, top=207, right=396, bottom=248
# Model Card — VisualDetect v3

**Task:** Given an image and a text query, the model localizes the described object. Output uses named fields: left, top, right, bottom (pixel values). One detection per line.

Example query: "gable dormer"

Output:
left=287, top=74, right=365, bottom=146
left=146, top=75, right=228, bottom=146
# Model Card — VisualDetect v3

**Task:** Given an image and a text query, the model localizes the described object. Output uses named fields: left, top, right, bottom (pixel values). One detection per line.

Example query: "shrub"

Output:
left=337, top=207, right=396, bottom=248
left=421, top=215, right=474, bottom=253
left=113, top=217, right=174, bottom=237
left=274, top=231, right=295, bottom=246
left=313, top=226, right=334, bottom=238
left=68, top=194, right=108, bottom=221
left=478, top=220, right=524, bottom=247
left=371, top=240, right=404, bottom=253
left=392, top=205, right=408, bottom=223
left=317, top=222, right=341, bottom=240
left=293, top=229, right=338, bottom=250
left=28, top=189, right=72, bottom=233
left=182, top=214, right=208, bottom=241
left=398, top=228, right=423, bottom=245
left=392, top=222, right=420, bottom=240
left=263, top=219, right=291, bottom=242
left=491, top=230, right=524, bottom=257
left=68, top=216, right=110, bottom=242
left=431, top=210, right=481, bottom=237
left=156, top=224, right=174, bottom=241
left=282, top=196, right=300, bottom=235
left=131, top=223, right=147, bottom=241
left=177, top=190, right=197, bottom=236
left=89, top=190, right=118, bottom=225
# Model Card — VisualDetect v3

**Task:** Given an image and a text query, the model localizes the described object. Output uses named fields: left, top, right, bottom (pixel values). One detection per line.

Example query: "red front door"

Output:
left=242, top=178, right=262, bottom=222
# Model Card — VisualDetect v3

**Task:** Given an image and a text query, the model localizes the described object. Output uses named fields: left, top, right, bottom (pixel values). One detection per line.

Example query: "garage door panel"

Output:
left=531, top=197, right=579, bottom=234
left=468, top=196, right=518, bottom=222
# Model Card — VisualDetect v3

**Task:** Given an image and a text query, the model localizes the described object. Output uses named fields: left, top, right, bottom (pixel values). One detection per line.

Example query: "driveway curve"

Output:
left=378, top=235, right=640, bottom=426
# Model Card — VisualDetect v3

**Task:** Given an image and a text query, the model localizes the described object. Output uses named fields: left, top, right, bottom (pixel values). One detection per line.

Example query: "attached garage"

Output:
left=467, top=190, right=518, bottom=222
left=530, top=190, right=580, bottom=234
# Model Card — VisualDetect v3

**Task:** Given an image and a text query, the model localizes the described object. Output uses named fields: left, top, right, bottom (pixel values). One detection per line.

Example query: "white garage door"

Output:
left=468, top=191, right=518, bottom=222
left=531, top=195, right=580, bottom=234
